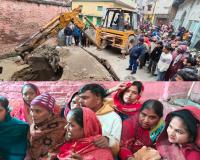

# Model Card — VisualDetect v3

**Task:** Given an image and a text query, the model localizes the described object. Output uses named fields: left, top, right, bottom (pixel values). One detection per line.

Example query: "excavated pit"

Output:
left=11, top=45, right=63, bottom=81
left=0, top=44, right=117, bottom=81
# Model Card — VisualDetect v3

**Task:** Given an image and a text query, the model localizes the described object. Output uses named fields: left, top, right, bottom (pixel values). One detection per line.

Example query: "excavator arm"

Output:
left=15, top=6, right=100, bottom=54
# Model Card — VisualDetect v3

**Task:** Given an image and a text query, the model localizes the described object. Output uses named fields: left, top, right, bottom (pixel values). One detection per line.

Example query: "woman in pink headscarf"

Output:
left=57, top=107, right=113, bottom=160
left=12, top=83, right=61, bottom=124
left=165, top=45, right=189, bottom=80
left=62, top=91, right=81, bottom=118
left=12, top=83, right=40, bottom=124
left=144, top=36, right=151, bottom=48
left=156, top=106, right=200, bottom=160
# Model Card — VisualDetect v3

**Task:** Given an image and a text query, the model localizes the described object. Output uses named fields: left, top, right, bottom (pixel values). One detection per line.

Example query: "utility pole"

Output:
left=151, top=0, right=158, bottom=24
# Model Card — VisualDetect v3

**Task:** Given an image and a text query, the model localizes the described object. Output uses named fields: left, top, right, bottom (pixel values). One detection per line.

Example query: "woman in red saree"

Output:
left=57, top=107, right=113, bottom=160
left=119, top=99, right=165, bottom=160
left=12, top=83, right=40, bottom=124
left=112, top=81, right=144, bottom=121
left=156, top=106, right=200, bottom=160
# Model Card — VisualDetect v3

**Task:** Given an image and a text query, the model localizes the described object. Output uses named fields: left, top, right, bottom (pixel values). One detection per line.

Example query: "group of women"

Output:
left=0, top=82, right=199, bottom=160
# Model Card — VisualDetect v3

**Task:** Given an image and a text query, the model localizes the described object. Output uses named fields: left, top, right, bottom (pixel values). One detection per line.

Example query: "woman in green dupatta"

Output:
left=0, top=95, right=29, bottom=160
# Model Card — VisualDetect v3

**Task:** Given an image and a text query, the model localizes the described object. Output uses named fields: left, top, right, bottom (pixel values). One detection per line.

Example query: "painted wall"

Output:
left=0, top=0, right=70, bottom=55
left=115, top=0, right=137, bottom=9
left=72, top=1, right=136, bottom=26
left=72, top=2, right=114, bottom=17
left=154, top=0, right=173, bottom=15
left=0, top=81, right=194, bottom=113
left=72, top=2, right=114, bottom=26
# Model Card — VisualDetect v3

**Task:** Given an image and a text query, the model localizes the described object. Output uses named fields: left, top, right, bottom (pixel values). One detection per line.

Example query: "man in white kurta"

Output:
left=79, top=83, right=122, bottom=156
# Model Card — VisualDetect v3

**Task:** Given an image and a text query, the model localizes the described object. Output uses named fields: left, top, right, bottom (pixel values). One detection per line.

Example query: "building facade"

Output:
left=72, top=0, right=137, bottom=26
left=173, top=0, right=200, bottom=48
left=140, top=0, right=174, bottom=25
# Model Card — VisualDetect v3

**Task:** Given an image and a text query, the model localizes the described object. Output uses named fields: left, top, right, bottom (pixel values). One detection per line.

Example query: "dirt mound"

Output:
left=11, top=45, right=63, bottom=81
left=31, top=45, right=60, bottom=72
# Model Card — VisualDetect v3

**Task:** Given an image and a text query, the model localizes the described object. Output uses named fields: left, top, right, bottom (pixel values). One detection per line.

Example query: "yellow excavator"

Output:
left=15, top=6, right=99, bottom=54
left=15, top=6, right=138, bottom=56
left=96, top=8, right=139, bottom=54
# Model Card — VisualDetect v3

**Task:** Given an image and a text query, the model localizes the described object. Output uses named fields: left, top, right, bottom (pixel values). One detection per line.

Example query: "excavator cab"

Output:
left=97, top=8, right=139, bottom=55
left=102, top=8, right=138, bottom=31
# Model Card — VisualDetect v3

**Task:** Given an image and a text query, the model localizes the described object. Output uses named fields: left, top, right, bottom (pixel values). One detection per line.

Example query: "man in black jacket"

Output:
left=148, top=41, right=163, bottom=76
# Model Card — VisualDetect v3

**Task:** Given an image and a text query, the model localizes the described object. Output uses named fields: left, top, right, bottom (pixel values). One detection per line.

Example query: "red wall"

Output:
left=0, top=0, right=69, bottom=55
left=0, top=81, right=194, bottom=112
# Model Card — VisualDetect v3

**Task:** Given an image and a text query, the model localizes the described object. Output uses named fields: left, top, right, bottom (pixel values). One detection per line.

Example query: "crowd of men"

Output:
left=63, top=21, right=200, bottom=81
left=127, top=22, right=200, bottom=81
left=64, top=24, right=91, bottom=47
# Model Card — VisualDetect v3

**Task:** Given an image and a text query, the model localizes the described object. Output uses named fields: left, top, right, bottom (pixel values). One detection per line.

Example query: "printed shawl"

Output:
left=29, top=115, right=66, bottom=159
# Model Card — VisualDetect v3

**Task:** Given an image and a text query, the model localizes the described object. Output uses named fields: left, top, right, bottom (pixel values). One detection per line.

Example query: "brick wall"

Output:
left=19, top=0, right=71, bottom=7
left=0, top=0, right=70, bottom=55
left=0, top=81, right=118, bottom=109
left=0, top=81, right=195, bottom=111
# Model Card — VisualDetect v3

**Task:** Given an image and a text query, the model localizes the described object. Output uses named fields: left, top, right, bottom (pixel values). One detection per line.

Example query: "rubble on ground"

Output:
left=11, top=45, right=62, bottom=81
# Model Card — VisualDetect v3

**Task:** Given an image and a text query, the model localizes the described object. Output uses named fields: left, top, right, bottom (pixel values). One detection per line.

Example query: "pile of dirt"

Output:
left=11, top=45, right=63, bottom=81
left=31, top=45, right=60, bottom=73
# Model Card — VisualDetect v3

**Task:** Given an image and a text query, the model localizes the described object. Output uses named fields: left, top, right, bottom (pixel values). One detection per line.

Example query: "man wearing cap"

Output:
left=126, top=37, right=146, bottom=74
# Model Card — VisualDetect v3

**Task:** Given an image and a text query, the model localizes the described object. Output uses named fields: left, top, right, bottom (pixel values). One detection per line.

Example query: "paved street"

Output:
left=84, top=46, right=157, bottom=81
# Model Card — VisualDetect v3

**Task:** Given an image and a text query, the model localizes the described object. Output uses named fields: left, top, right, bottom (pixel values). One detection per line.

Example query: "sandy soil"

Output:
left=0, top=57, right=28, bottom=80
